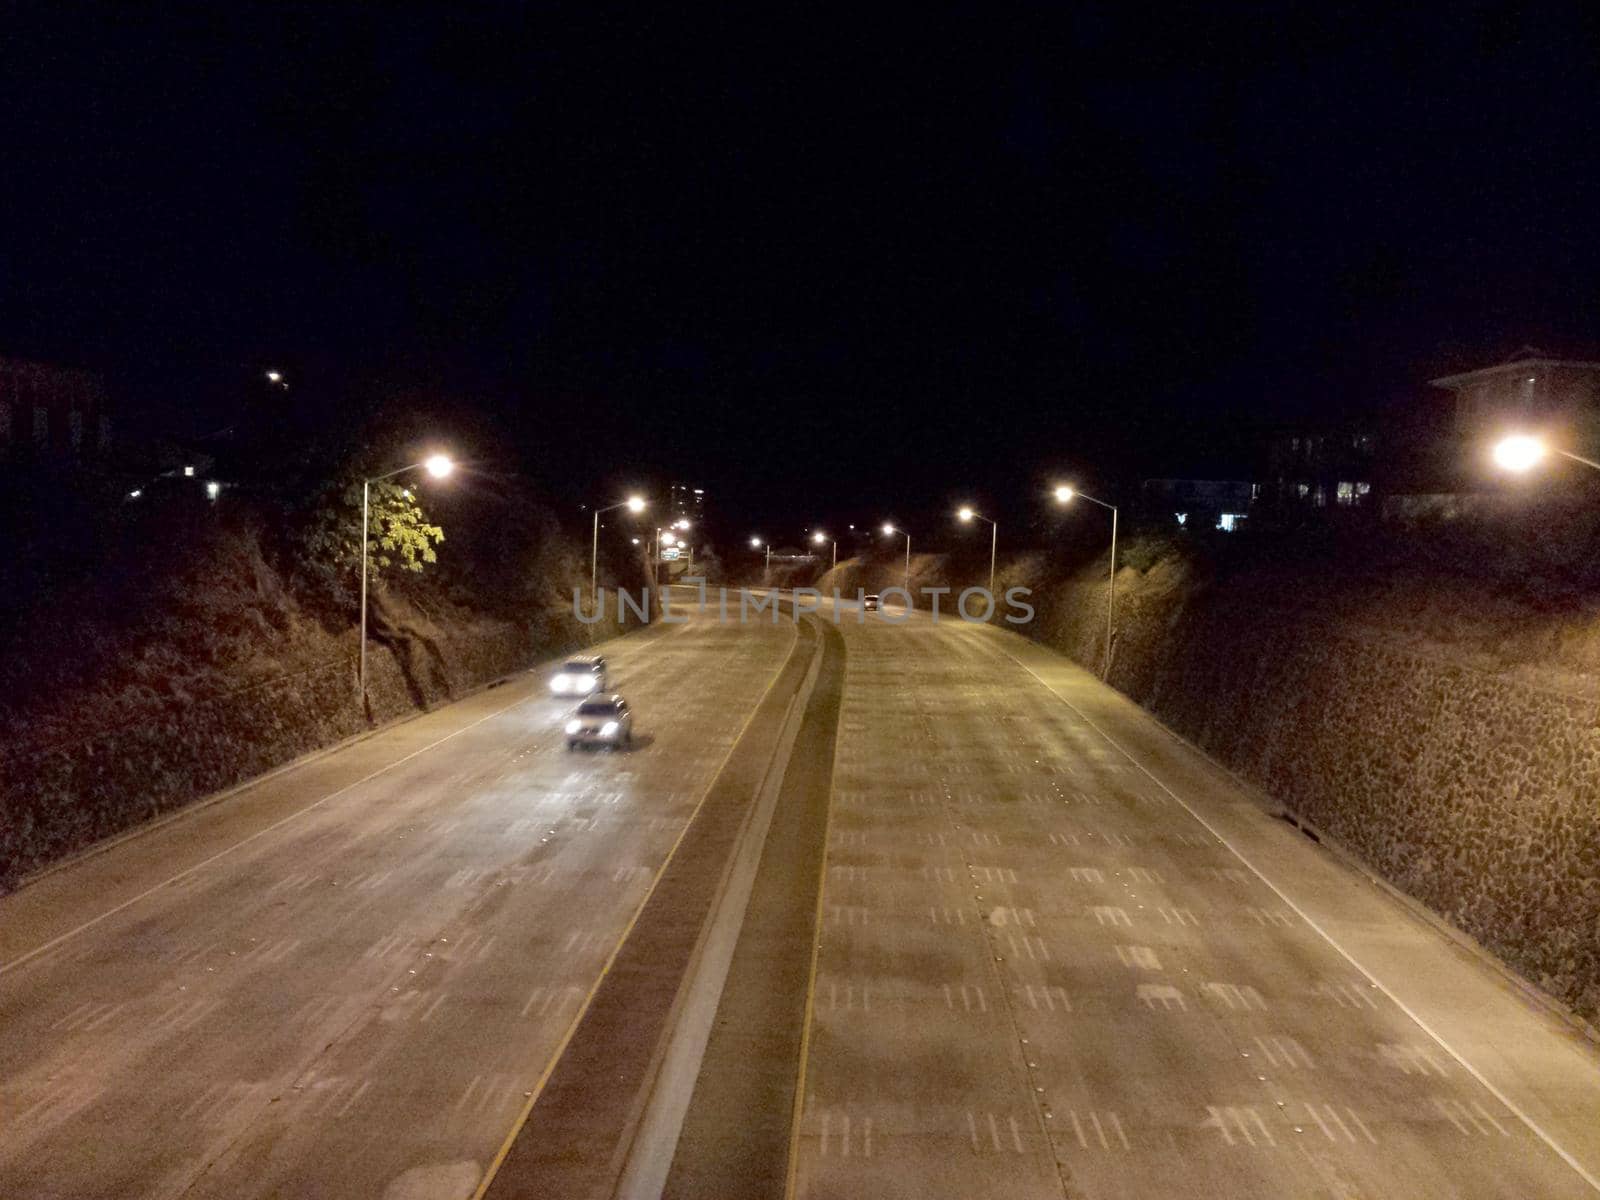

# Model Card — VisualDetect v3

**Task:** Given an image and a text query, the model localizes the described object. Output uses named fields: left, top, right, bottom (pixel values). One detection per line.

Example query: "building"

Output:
left=1141, top=416, right=1383, bottom=533
left=1142, top=478, right=1258, bottom=530
left=1259, top=424, right=1377, bottom=509
left=0, top=356, right=112, bottom=459
left=1430, top=348, right=1600, bottom=441
left=668, top=482, right=705, bottom=526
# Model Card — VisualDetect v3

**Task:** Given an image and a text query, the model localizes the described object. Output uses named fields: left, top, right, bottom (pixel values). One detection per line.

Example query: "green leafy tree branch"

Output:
left=303, top=479, right=445, bottom=588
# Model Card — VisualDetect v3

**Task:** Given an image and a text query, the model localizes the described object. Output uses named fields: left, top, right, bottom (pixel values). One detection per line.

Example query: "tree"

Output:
left=299, top=478, right=445, bottom=606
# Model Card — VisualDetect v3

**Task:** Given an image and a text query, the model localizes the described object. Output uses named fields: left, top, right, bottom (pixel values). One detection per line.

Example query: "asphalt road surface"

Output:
left=789, top=608, right=1600, bottom=1200
left=4, top=595, right=1599, bottom=1200
left=0, top=610, right=797, bottom=1200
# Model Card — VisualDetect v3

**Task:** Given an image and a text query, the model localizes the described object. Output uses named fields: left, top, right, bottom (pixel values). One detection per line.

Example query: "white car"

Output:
left=566, top=694, right=634, bottom=750
left=550, top=655, right=607, bottom=696
left=862, top=594, right=881, bottom=611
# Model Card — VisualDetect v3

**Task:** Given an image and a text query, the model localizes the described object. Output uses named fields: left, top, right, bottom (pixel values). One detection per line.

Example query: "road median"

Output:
left=480, top=612, right=827, bottom=1199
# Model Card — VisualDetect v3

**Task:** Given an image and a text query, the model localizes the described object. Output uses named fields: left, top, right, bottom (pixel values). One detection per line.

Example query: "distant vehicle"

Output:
left=566, top=694, right=634, bottom=750
left=550, top=655, right=607, bottom=696
left=862, top=594, right=881, bottom=611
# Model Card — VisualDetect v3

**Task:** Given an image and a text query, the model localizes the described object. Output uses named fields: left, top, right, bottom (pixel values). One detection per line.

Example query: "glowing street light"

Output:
left=882, top=523, right=910, bottom=594
left=812, top=530, right=837, bottom=570
left=265, top=369, right=286, bottom=388
left=1055, top=484, right=1117, bottom=680
left=591, top=495, right=647, bottom=606
left=956, top=506, right=997, bottom=598
left=359, top=453, right=455, bottom=705
left=750, top=536, right=771, bottom=572
left=1492, top=433, right=1600, bottom=474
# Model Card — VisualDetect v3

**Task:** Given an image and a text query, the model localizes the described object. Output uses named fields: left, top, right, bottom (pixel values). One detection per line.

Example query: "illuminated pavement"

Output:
left=0, top=607, right=797, bottom=1200
left=5, top=596, right=1600, bottom=1200
left=788, top=608, right=1600, bottom=1200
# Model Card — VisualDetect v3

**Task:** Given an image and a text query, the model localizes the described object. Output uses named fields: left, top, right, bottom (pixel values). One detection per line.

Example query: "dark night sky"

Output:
left=5, top=4, right=1600, bottom=540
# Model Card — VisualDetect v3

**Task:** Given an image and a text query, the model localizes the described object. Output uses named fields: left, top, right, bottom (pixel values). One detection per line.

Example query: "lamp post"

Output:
left=360, top=453, right=453, bottom=704
left=813, top=530, right=836, bottom=570
left=881, top=523, right=910, bottom=594
left=591, top=495, right=647, bottom=606
left=1492, top=433, right=1600, bottom=474
left=956, top=506, right=997, bottom=598
left=1054, top=485, right=1118, bottom=680
left=750, top=536, right=772, bottom=574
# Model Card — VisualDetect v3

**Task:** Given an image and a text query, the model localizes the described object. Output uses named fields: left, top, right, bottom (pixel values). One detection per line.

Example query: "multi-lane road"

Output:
left=2, top=594, right=1598, bottom=1199
left=0, top=610, right=798, bottom=1199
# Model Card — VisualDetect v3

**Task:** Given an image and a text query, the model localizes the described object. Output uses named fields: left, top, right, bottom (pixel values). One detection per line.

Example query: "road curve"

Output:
left=787, top=605, right=1600, bottom=1200
left=0, top=608, right=794, bottom=1200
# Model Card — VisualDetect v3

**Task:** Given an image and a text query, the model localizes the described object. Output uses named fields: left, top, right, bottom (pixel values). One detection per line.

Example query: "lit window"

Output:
left=1337, top=482, right=1355, bottom=505
left=1357, top=482, right=1371, bottom=497
left=183, top=465, right=195, bottom=477
left=1175, top=512, right=1187, bottom=526
left=1217, top=513, right=1243, bottom=532
left=1297, top=483, right=1310, bottom=499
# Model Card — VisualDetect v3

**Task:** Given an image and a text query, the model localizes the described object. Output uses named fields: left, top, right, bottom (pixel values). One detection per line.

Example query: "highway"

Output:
left=785, top=609, right=1600, bottom=1200
left=0, top=609, right=798, bottom=1199
left=3, top=595, right=1599, bottom=1200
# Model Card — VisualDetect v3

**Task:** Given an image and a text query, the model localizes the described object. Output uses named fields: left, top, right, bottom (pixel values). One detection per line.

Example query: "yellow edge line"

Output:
left=783, top=632, right=841, bottom=1200
left=472, top=617, right=801, bottom=1200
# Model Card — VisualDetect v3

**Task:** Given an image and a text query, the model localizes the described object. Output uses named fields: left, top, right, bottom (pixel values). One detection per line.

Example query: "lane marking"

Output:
left=0, top=624, right=704, bottom=978
left=0, top=683, right=564, bottom=979
left=473, top=619, right=801, bottom=1200
left=977, top=625, right=1600, bottom=1193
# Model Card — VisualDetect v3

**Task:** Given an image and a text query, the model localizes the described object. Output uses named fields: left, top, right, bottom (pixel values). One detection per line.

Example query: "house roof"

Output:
left=1429, top=349, right=1600, bottom=390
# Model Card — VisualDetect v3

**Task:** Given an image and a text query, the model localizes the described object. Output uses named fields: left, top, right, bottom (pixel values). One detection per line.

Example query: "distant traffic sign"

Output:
left=661, top=547, right=680, bottom=561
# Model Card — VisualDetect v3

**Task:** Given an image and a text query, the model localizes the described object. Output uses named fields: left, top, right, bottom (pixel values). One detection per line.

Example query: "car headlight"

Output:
left=551, top=676, right=569, bottom=692
left=601, top=721, right=619, bottom=737
left=565, top=719, right=581, bottom=734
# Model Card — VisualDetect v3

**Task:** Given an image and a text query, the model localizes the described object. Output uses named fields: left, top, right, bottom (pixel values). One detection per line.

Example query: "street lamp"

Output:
left=956, top=506, right=997, bottom=598
left=1055, top=485, right=1118, bottom=680
left=882, top=523, right=910, bottom=594
left=1491, top=433, right=1600, bottom=474
left=360, top=454, right=454, bottom=704
left=591, top=495, right=647, bottom=607
left=750, top=536, right=772, bottom=572
left=812, top=530, right=837, bottom=570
